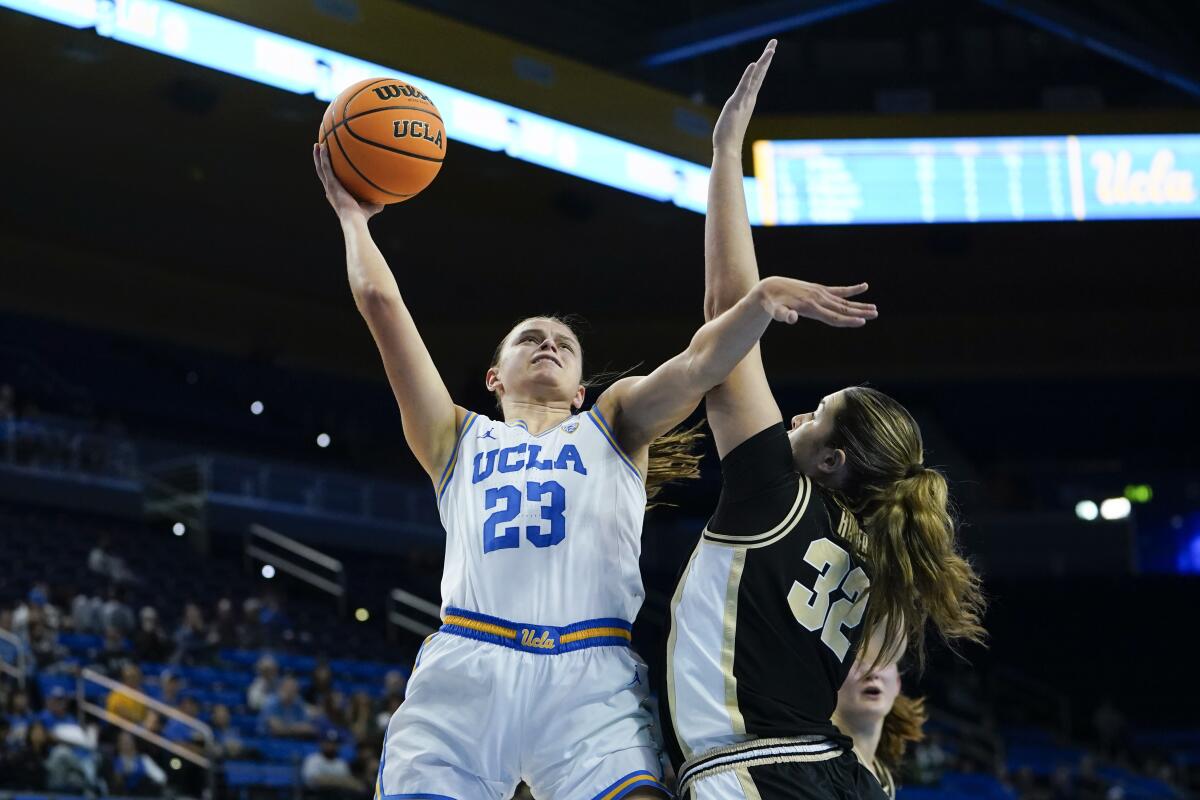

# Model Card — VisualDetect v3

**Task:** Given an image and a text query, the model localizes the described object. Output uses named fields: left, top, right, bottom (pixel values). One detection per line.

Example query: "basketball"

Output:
left=317, top=77, right=446, bottom=205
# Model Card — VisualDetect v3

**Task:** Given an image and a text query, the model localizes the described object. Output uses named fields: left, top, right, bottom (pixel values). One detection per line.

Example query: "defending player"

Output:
left=661, top=41, right=986, bottom=799
left=832, top=634, right=927, bottom=799
left=312, top=142, right=876, bottom=800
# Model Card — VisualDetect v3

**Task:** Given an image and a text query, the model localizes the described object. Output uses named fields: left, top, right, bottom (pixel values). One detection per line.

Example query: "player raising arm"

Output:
left=314, top=141, right=876, bottom=800
left=660, top=42, right=985, bottom=800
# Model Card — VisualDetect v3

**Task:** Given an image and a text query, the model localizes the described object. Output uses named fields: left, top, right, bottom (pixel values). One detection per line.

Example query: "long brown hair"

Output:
left=878, top=692, right=927, bottom=774
left=488, top=315, right=703, bottom=505
left=828, top=386, right=986, bottom=670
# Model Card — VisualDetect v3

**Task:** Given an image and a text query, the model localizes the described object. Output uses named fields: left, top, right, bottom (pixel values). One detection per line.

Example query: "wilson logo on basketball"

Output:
left=373, top=83, right=432, bottom=103
left=393, top=120, right=444, bottom=149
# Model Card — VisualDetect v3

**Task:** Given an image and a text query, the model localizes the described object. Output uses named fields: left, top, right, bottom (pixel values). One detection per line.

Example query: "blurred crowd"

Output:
left=1, top=563, right=398, bottom=800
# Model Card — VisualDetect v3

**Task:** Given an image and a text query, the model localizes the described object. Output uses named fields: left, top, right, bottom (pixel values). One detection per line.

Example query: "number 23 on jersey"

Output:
left=482, top=481, right=567, bottom=553
left=787, top=538, right=869, bottom=661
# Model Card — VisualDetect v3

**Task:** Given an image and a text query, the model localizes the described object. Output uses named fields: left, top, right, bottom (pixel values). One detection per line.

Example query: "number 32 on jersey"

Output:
left=786, top=538, right=869, bottom=661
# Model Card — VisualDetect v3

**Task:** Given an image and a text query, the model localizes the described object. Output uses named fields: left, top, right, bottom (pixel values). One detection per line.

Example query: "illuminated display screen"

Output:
left=4, top=0, right=1198, bottom=226
left=0, top=0, right=730, bottom=218
left=753, top=134, right=1200, bottom=225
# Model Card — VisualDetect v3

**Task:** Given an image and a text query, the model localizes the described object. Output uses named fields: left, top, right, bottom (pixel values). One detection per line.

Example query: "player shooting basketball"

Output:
left=312, top=141, right=877, bottom=800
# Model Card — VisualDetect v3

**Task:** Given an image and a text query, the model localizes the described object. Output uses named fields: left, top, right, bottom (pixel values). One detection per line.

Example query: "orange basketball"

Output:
left=317, top=77, right=446, bottom=205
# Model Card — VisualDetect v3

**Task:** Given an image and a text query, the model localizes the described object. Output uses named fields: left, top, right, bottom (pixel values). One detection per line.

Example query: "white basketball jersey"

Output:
left=435, top=407, right=648, bottom=625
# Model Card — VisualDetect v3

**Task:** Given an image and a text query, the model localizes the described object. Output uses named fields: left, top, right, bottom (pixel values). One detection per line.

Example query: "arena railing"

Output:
left=387, top=588, right=440, bottom=640
left=0, top=625, right=28, bottom=689
left=246, top=523, right=347, bottom=614
left=78, top=667, right=215, bottom=794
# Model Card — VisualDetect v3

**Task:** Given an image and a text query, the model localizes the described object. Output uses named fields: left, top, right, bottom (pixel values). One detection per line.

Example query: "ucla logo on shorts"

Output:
left=521, top=629, right=556, bottom=650
left=562, top=417, right=580, bottom=434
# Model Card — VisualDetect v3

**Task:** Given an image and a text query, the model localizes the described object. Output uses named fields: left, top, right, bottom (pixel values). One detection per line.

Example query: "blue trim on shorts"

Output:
left=377, top=734, right=459, bottom=800
left=590, top=769, right=672, bottom=800
left=440, top=606, right=633, bottom=655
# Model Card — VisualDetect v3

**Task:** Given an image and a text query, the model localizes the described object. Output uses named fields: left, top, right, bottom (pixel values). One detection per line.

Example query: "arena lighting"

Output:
left=172, top=521, right=186, bottom=536
left=316, top=432, right=331, bottom=448
left=261, top=564, right=276, bottom=579
left=5, top=0, right=1197, bottom=225
left=250, top=400, right=264, bottom=416
left=0, top=0, right=722, bottom=218
left=169, top=758, right=182, bottom=770
left=355, top=608, right=370, bottom=622
left=1124, top=483, right=1153, bottom=503
left=1100, top=497, right=1132, bottom=520
left=1075, top=500, right=1099, bottom=522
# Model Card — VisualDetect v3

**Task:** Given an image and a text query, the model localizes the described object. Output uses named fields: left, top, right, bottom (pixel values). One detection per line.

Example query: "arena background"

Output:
left=1, top=1, right=1198, bottom=798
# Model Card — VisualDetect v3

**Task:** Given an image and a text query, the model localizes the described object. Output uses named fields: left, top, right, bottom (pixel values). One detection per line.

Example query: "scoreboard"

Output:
left=753, top=134, right=1200, bottom=225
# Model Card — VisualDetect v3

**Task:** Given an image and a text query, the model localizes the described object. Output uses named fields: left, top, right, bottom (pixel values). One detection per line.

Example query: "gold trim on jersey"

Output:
left=722, top=549, right=748, bottom=736
left=666, top=543, right=701, bottom=761
left=735, top=766, right=762, bottom=800
left=702, top=476, right=812, bottom=549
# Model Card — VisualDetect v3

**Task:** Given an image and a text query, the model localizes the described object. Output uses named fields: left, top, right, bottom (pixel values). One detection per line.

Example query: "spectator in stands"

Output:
left=305, top=660, right=335, bottom=706
left=259, top=593, right=291, bottom=647
left=237, top=597, right=265, bottom=649
left=107, top=731, right=167, bottom=797
left=301, top=727, right=364, bottom=800
left=132, top=606, right=172, bottom=663
left=207, top=703, right=243, bottom=759
left=347, top=690, right=378, bottom=745
left=106, top=663, right=154, bottom=728
left=98, top=625, right=130, bottom=676
left=5, top=720, right=50, bottom=789
left=71, top=590, right=104, bottom=635
left=157, top=669, right=185, bottom=707
left=38, top=687, right=73, bottom=731
left=5, top=689, right=34, bottom=745
left=375, top=669, right=405, bottom=729
left=23, top=617, right=64, bottom=670
left=318, top=690, right=350, bottom=732
left=209, top=597, right=238, bottom=648
left=258, top=675, right=318, bottom=739
left=246, top=654, right=280, bottom=711
left=101, top=585, right=136, bottom=636
left=350, top=742, right=380, bottom=792
left=88, top=533, right=136, bottom=585
left=911, top=730, right=950, bottom=785
left=45, top=722, right=105, bottom=795
left=172, top=602, right=215, bottom=665
left=162, top=696, right=205, bottom=747
left=13, top=583, right=62, bottom=636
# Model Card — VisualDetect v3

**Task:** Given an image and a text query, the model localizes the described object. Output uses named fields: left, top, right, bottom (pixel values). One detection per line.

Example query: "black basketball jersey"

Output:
left=660, top=423, right=871, bottom=770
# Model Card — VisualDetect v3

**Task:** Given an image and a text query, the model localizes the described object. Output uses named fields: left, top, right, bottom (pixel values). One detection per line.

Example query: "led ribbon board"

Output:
left=753, top=134, right=1200, bottom=225
left=0, top=0, right=737, bottom=219
left=4, top=1, right=1198, bottom=225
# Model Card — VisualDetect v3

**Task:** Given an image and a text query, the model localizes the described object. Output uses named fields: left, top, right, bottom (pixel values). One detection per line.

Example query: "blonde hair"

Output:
left=878, top=692, right=927, bottom=774
left=828, top=387, right=987, bottom=670
left=489, top=315, right=704, bottom=507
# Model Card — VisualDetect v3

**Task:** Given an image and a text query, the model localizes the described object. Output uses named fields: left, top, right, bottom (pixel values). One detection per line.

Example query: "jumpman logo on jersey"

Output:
left=477, top=428, right=497, bottom=440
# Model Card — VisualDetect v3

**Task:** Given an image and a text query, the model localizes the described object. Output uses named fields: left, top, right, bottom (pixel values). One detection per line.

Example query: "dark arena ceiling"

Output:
left=401, top=0, right=1200, bottom=113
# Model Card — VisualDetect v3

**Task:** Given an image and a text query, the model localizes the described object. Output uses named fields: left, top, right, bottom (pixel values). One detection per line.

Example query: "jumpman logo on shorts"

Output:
left=627, top=669, right=641, bottom=688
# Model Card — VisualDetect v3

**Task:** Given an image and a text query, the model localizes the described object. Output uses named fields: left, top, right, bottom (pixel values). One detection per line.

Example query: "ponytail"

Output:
left=645, top=422, right=705, bottom=507
left=829, top=387, right=986, bottom=671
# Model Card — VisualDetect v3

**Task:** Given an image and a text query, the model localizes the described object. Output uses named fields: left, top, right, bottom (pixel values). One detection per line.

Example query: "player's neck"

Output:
left=835, top=713, right=882, bottom=774
left=501, top=398, right=575, bottom=435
